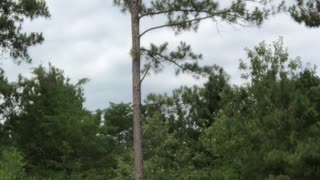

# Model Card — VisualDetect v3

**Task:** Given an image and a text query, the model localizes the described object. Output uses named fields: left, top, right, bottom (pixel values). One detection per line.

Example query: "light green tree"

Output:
left=0, top=148, right=26, bottom=180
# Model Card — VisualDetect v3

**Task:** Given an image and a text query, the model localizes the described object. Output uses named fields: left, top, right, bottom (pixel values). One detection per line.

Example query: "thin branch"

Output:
left=138, top=0, right=265, bottom=19
left=140, top=54, right=166, bottom=84
left=140, top=48, right=208, bottom=77
left=141, top=48, right=184, bottom=68
left=139, top=11, right=227, bottom=38
left=139, top=9, right=214, bottom=19
left=140, top=63, right=152, bottom=84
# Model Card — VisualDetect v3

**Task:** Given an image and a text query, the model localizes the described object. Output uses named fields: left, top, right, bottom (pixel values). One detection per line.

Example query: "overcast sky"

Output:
left=2, top=0, right=320, bottom=110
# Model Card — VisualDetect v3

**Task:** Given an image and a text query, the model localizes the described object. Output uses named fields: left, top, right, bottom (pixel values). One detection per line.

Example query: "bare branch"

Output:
left=140, top=63, right=152, bottom=84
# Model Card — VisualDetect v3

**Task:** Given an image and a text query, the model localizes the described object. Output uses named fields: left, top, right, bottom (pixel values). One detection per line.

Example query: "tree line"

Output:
left=1, top=39, right=319, bottom=179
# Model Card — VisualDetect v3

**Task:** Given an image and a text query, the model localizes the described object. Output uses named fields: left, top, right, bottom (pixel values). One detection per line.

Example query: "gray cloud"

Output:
left=2, top=0, right=320, bottom=110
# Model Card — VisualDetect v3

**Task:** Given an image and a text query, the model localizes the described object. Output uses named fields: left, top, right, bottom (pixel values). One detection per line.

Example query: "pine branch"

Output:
left=139, top=9, right=215, bottom=19
left=141, top=48, right=184, bottom=68
left=139, top=12, right=223, bottom=37
left=140, top=63, right=152, bottom=84
left=140, top=48, right=207, bottom=77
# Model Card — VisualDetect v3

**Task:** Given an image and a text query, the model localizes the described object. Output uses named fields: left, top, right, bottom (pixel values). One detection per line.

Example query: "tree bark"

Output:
left=130, top=0, right=144, bottom=179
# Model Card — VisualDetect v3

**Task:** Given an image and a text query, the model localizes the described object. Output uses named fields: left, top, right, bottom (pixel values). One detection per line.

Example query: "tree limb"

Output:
left=139, top=11, right=228, bottom=38
left=140, top=48, right=207, bottom=77
left=139, top=9, right=215, bottom=19
left=140, top=63, right=152, bottom=84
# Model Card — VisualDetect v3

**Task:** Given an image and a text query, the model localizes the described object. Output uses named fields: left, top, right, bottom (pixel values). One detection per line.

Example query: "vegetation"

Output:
left=1, top=0, right=320, bottom=179
left=113, top=0, right=279, bottom=178
left=0, top=0, right=49, bottom=62
left=290, top=0, right=320, bottom=27
left=0, top=38, right=319, bottom=179
left=0, top=148, right=26, bottom=180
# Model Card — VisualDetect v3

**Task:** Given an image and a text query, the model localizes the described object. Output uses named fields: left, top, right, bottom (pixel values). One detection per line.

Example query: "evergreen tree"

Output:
left=113, top=1, right=275, bottom=178
left=290, top=0, right=320, bottom=27
left=0, top=0, right=50, bottom=62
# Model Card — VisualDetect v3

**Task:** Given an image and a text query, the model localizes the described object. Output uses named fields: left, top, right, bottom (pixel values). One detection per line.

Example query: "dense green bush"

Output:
left=0, top=148, right=26, bottom=180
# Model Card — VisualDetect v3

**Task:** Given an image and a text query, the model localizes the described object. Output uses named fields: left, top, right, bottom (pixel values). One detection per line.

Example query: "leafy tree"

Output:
left=0, top=0, right=50, bottom=62
left=8, top=65, right=86, bottom=175
left=203, top=39, right=320, bottom=179
left=5, top=65, right=116, bottom=179
left=75, top=110, right=117, bottom=180
left=104, top=102, right=133, bottom=144
left=139, top=67, right=229, bottom=179
left=113, top=0, right=275, bottom=178
left=102, top=103, right=134, bottom=180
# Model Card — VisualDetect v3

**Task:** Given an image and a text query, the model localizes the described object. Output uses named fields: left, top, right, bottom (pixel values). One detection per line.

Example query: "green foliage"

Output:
left=113, top=1, right=282, bottom=178
left=109, top=38, right=320, bottom=179
left=114, top=0, right=276, bottom=81
left=113, top=147, right=134, bottom=180
left=0, top=67, right=16, bottom=145
left=289, top=0, right=320, bottom=27
left=0, top=0, right=50, bottom=62
left=140, top=42, right=202, bottom=75
left=102, top=103, right=135, bottom=179
left=140, top=66, right=229, bottom=179
left=2, top=1, right=320, bottom=176
left=1, top=38, right=318, bottom=179
left=0, top=148, right=26, bottom=180
left=203, top=39, right=320, bottom=179
left=104, top=102, right=133, bottom=144
left=0, top=65, right=116, bottom=179
left=139, top=0, right=272, bottom=31
left=9, top=65, right=87, bottom=175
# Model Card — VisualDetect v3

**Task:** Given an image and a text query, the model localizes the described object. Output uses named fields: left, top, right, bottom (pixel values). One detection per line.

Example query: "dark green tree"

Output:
left=102, top=103, right=134, bottom=179
left=0, top=0, right=50, bottom=62
left=290, top=0, right=320, bottom=27
left=104, top=102, right=133, bottom=144
left=76, top=110, right=117, bottom=179
left=0, top=67, right=16, bottom=146
left=5, top=65, right=116, bottom=179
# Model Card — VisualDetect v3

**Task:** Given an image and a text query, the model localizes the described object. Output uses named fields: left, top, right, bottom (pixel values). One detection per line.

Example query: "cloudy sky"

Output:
left=2, top=0, right=320, bottom=110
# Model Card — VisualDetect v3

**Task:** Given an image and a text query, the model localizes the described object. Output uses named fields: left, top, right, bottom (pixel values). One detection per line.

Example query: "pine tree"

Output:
left=290, top=0, right=320, bottom=27
left=113, top=0, right=276, bottom=179
left=0, top=0, right=49, bottom=62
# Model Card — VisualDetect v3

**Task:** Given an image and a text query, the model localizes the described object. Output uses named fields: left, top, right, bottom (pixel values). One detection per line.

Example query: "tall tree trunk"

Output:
left=131, top=0, right=143, bottom=179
